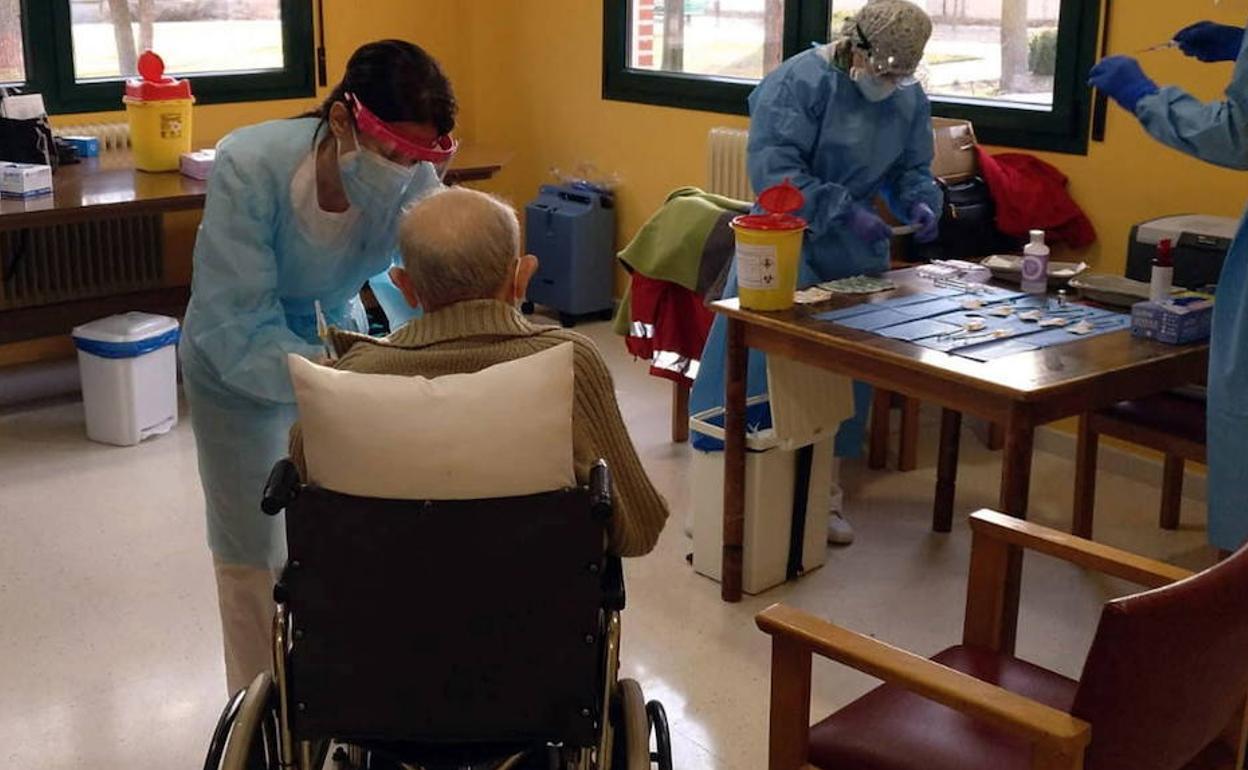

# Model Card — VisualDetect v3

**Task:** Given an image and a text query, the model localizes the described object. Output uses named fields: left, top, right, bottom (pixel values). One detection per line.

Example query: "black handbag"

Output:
left=0, top=90, right=56, bottom=167
left=916, top=176, right=1020, bottom=261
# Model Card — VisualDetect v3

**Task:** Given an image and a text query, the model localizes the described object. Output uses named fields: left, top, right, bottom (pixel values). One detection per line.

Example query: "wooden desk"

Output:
left=0, top=147, right=511, bottom=348
left=714, top=270, right=1208, bottom=650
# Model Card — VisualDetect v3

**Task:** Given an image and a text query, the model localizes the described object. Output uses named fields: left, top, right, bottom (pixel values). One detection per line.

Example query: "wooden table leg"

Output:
left=933, top=409, right=962, bottom=533
left=722, top=318, right=747, bottom=603
left=671, top=380, right=690, bottom=444
left=1072, top=414, right=1098, bottom=539
left=868, top=389, right=892, bottom=470
left=997, top=410, right=1036, bottom=656
left=1160, top=455, right=1185, bottom=531
left=899, top=397, right=920, bottom=472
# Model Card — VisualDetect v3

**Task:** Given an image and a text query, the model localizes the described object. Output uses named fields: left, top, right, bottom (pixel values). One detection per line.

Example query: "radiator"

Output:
left=53, top=122, right=132, bottom=154
left=706, top=127, right=752, bottom=202
left=0, top=215, right=164, bottom=310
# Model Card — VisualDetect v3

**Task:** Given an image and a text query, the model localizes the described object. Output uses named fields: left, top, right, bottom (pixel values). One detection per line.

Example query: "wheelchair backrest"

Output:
left=280, top=483, right=608, bottom=749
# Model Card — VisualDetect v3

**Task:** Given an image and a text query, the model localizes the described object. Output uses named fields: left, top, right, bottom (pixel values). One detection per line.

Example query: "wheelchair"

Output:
left=204, top=459, right=673, bottom=770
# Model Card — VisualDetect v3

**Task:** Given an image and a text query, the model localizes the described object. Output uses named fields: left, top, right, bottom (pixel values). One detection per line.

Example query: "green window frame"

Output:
left=602, top=0, right=1103, bottom=155
left=14, top=0, right=315, bottom=115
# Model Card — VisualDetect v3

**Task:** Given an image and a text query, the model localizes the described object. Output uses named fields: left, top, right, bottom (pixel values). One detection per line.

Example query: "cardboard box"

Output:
left=932, top=117, right=977, bottom=182
left=1131, top=296, right=1214, bottom=345
left=180, top=149, right=216, bottom=180
left=0, top=162, right=53, bottom=199
left=62, top=135, right=100, bottom=158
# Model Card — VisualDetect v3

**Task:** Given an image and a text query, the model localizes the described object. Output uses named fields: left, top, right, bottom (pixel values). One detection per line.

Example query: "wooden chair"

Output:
left=758, top=510, right=1248, bottom=770
left=1072, top=391, right=1207, bottom=539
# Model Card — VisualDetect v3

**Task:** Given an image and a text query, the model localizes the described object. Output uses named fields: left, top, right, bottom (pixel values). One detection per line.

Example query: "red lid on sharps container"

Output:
left=732, top=179, right=807, bottom=231
left=124, top=51, right=193, bottom=101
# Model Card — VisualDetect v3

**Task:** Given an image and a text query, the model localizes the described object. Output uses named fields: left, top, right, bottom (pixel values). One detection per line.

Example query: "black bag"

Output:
left=0, top=90, right=56, bottom=167
left=916, top=176, right=1020, bottom=262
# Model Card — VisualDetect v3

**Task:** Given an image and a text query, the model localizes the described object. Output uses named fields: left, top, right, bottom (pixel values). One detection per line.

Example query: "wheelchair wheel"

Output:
left=646, top=700, right=673, bottom=770
left=214, top=673, right=281, bottom=770
left=611, top=679, right=650, bottom=770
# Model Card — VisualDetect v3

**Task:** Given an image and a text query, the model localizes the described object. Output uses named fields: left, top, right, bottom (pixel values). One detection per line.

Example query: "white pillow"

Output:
left=289, top=343, right=576, bottom=500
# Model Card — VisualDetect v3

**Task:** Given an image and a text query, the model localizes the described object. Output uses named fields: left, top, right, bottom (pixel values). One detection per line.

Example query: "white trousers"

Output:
left=213, top=557, right=277, bottom=695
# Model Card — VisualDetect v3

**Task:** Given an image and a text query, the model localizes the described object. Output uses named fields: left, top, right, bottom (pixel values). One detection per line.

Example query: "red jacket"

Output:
left=974, top=147, right=1096, bottom=249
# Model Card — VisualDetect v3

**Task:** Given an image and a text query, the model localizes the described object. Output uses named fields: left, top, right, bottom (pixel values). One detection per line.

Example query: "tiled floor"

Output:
left=0, top=320, right=1215, bottom=769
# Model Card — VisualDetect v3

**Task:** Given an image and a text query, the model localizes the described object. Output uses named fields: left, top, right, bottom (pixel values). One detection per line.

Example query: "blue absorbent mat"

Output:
left=816, top=286, right=1131, bottom=361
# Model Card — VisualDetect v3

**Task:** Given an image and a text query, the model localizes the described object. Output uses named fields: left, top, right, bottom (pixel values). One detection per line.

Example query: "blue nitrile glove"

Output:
left=1175, top=21, right=1246, bottom=63
left=847, top=205, right=893, bottom=244
left=1088, top=56, right=1159, bottom=113
left=909, top=202, right=939, bottom=244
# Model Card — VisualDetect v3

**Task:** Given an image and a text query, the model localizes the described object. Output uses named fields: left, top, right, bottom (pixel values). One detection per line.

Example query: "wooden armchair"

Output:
left=758, top=510, right=1248, bottom=770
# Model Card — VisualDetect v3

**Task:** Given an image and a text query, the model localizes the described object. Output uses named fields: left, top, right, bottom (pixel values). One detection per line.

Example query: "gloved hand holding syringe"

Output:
left=314, top=300, right=338, bottom=363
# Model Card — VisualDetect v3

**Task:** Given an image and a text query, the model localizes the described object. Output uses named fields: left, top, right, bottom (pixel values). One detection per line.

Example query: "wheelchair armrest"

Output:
left=590, top=460, right=612, bottom=521
left=602, top=555, right=626, bottom=612
left=261, top=459, right=301, bottom=516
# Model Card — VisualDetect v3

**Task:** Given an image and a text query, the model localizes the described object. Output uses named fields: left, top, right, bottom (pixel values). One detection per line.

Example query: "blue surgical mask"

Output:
left=851, top=67, right=898, bottom=102
left=337, top=130, right=420, bottom=214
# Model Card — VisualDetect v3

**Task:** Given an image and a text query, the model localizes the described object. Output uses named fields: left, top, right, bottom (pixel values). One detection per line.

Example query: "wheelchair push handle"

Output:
left=261, top=459, right=301, bottom=516
left=589, top=460, right=612, bottom=520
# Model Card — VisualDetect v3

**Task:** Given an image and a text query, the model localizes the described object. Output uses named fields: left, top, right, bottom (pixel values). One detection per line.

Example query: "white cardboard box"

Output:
left=0, top=163, right=53, bottom=199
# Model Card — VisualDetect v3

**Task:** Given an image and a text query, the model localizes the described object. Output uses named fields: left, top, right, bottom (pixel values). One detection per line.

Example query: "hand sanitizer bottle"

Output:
left=1021, top=230, right=1050, bottom=295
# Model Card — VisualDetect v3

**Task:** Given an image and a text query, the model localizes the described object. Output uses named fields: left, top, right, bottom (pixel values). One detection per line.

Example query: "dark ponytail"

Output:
left=306, top=40, right=457, bottom=139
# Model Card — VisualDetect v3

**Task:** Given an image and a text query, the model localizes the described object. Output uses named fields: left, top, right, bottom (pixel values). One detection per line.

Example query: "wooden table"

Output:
left=715, top=270, right=1208, bottom=651
left=0, top=147, right=511, bottom=346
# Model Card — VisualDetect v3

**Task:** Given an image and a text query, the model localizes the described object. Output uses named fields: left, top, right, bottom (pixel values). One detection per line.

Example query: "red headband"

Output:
left=347, top=93, right=458, bottom=165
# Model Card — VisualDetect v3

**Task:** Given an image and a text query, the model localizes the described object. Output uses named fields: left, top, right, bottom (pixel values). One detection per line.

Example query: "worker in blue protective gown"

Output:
left=1090, top=15, right=1248, bottom=556
left=180, top=40, right=457, bottom=693
left=691, top=0, right=943, bottom=545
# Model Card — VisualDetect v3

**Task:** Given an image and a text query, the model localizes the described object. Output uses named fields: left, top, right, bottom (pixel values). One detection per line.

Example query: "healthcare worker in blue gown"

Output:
left=180, top=40, right=457, bottom=693
left=691, top=0, right=943, bottom=545
left=1090, top=14, right=1248, bottom=558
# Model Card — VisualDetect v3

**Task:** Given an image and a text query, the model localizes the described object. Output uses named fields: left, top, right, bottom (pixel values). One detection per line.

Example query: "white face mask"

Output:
left=290, top=150, right=361, bottom=249
left=851, top=66, right=898, bottom=102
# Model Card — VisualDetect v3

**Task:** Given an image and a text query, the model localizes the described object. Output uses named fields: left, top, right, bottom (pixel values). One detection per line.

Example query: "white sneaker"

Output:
left=828, top=512, right=855, bottom=545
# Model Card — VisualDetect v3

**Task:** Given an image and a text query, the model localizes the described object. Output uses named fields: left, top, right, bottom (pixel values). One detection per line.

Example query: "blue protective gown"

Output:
left=180, top=117, right=440, bottom=568
left=1135, top=31, right=1248, bottom=552
left=691, top=47, right=943, bottom=456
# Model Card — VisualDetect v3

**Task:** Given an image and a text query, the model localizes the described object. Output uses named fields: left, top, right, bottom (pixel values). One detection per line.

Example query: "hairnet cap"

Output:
left=850, top=0, right=933, bottom=77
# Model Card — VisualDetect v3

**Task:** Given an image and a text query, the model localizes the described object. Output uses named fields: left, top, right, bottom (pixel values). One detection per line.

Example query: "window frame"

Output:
left=602, top=0, right=1103, bottom=155
left=17, top=0, right=314, bottom=115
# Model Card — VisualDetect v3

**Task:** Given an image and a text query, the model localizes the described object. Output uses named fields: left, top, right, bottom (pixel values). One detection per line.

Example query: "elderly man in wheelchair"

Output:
left=203, top=189, right=672, bottom=770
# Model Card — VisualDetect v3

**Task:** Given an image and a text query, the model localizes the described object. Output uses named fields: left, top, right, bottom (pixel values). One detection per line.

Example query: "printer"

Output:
left=1128, top=214, right=1239, bottom=291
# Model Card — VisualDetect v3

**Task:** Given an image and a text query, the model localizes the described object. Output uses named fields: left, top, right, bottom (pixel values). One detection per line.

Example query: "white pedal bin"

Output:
left=72, top=312, right=180, bottom=446
left=690, top=398, right=831, bottom=595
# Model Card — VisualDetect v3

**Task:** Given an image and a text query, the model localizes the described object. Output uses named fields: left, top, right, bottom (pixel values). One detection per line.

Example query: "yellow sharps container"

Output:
left=732, top=180, right=806, bottom=311
left=124, top=51, right=194, bottom=172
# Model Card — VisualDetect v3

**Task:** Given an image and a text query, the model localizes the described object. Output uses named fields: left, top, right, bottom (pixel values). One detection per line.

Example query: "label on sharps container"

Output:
left=738, top=243, right=779, bottom=290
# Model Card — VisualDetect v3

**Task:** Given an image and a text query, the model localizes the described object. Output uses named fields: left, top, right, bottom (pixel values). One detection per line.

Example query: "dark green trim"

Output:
left=604, top=0, right=1103, bottom=155
left=603, top=0, right=830, bottom=116
left=18, top=0, right=314, bottom=115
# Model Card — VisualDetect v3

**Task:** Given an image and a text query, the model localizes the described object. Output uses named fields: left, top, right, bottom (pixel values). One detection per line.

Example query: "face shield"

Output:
left=348, top=93, right=459, bottom=179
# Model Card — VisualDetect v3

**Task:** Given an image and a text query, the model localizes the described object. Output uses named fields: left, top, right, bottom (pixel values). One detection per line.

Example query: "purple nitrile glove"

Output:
left=1175, top=21, right=1246, bottom=63
left=910, top=202, right=939, bottom=243
left=847, top=205, right=892, bottom=244
left=1088, top=56, right=1159, bottom=113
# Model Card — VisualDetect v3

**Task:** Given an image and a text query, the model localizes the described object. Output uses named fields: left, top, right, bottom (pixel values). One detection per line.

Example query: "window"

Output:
left=13, top=0, right=314, bottom=114
left=1, top=0, right=26, bottom=86
left=604, top=0, right=832, bottom=115
left=604, top=0, right=1101, bottom=154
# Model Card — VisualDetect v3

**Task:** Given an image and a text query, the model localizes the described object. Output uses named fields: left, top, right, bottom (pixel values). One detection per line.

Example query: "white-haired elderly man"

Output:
left=289, top=187, right=669, bottom=557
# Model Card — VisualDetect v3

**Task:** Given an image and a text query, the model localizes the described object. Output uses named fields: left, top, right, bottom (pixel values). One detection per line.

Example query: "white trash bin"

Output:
left=690, top=397, right=831, bottom=595
left=72, top=312, right=180, bottom=446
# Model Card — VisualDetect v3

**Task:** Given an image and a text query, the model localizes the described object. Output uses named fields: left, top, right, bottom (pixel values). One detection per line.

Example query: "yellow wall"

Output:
left=36, top=1, right=1248, bottom=293
left=460, top=1, right=1248, bottom=277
